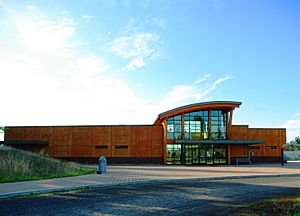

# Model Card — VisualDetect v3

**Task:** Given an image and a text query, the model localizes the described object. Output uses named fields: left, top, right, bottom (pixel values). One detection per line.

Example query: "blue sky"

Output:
left=0, top=0, right=299, bottom=141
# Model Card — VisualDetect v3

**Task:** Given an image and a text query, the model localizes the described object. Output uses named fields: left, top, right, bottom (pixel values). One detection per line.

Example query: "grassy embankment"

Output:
left=238, top=196, right=300, bottom=215
left=0, top=146, right=96, bottom=183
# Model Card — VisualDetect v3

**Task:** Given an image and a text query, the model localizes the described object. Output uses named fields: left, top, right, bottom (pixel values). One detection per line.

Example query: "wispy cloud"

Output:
left=296, top=112, right=300, bottom=116
left=82, top=15, right=94, bottom=22
left=195, top=74, right=211, bottom=84
left=150, top=17, right=167, bottom=29
left=156, top=75, right=233, bottom=113
left=194, top=75, right=233, bottom=99
left=126, top=56, right=145, bottom=70
left=108, top=19, right=163, bottom=69
left=110, top=32, right=160, bottom=58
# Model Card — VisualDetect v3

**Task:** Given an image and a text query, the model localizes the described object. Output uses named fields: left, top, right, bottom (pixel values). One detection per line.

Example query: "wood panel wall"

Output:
left=229, top=125, right=286, bottom=158
left=5, top=125, right=163, bottom=161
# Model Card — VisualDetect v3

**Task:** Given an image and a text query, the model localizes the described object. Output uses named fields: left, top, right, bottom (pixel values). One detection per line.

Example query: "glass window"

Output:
left=166, top=144, right=182, bottom=164
left=174, top=115, right=181, bottom=120
left=115, top=145, right=128, bottom=149
left=184, top=113, right=190, bottom=121
left=249, top=146, right=260, bottom=150
left=211, top=109, right=227, bottom=140
left=211, top=110, right=219, bottom=116
left=95, top=145, right=108, bottom=149
left=219, top=144, right=227, bottom=164
left=183, top=110, right=208, bottom=140
left=266, top=146, right=277, bottom=150
left=167, top=115, right=182, bottom=140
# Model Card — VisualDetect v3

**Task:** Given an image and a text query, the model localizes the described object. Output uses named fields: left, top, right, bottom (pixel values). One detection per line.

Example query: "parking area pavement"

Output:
left=1, top=176, right=300, bottom=216
left=0, top=162, right=300, bottom=199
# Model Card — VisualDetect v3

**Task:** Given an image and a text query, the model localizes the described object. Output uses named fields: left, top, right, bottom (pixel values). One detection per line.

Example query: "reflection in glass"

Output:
left=167, top=115, right=182, bottom=140
left=211, top=109, right=227, bottom=140
left=200, top=145, right=206, bottom=164
left=166, top=144, right=182, bottom=164
left=219, top=144, right=227, bottom=164
left=206, top=144, right=214, bottom=164
left=168, top=144, right=227, bottom=165
left=184, top=110, right=208, bottom=140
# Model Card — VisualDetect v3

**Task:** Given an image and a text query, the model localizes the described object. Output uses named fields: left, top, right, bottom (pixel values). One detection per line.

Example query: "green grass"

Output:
left=25, top=188, right=88, bottom=198
left=237, top=196, right=300, bottom=216
left=0, top=146, right=96, bottom=183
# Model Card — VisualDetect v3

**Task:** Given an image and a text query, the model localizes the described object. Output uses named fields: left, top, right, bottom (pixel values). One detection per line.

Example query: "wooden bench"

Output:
left=235, top=157, right=252, bottom=165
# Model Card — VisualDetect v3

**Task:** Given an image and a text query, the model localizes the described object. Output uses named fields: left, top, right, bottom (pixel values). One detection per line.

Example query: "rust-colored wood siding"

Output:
left=229, top=125, right=286, bottom=158
left=5, top=125, right=163, bottom=162
left=248, top=128, right=286, bottom=157
left=91, top=127, right=111, bottom=158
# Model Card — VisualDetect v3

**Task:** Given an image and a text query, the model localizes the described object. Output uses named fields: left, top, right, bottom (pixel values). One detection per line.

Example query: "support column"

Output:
left=181, top=112, right=184, bottom=140
left=163, top=120, right=167, bottom=165
left=208, top=109, right=211, bottom=140
left=227, top=109, right=233, bottom=139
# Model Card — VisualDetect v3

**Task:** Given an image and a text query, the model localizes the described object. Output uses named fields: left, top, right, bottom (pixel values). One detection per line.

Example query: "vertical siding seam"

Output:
left=110, top=126, right=112, bottom=158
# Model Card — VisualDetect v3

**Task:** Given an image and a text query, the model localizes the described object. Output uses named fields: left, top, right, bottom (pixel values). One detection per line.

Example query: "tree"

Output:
left=287, top=136, right=300, bottom=151
left=0, top=126, right=8, bottom=133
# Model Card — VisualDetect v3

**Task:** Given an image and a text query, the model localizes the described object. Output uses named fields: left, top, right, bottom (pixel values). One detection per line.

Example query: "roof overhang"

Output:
left=154, top=101, right=242, bottom=124
left=5, top=140, right=49, bottom=145
left=174, top=139, right=264, bottom=145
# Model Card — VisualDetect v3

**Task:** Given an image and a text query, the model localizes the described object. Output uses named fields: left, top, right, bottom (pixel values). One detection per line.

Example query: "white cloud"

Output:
left=15, top=18, right=75, bottom=54
left=279, top=120, right=300, bottom=142
left=281, top=120, right=300, bottom=129
left=0, top=5, right=232, bottom=140
left=126, top=56, right=145, bottom=69
left=82, top=15, right=94, bottom=22
left=71, top=56, right=109, bottom=85
left=0, top=7, right=158, bottom=128
left=26, top=5, right=38, bottom=10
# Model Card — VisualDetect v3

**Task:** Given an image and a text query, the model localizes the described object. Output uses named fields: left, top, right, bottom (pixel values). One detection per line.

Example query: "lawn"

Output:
left=0, top=146, right=96, bottom=183
left=237, top=196, right=300, bottom=216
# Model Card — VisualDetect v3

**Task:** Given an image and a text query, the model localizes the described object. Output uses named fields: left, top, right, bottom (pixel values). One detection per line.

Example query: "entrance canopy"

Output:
left=175, top=140, right=264, bottom=145
left=5, top=140, right=49, bottom=145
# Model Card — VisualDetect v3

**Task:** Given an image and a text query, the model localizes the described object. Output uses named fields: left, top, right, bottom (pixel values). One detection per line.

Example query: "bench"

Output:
left=234, top=157, right=252, bottom=165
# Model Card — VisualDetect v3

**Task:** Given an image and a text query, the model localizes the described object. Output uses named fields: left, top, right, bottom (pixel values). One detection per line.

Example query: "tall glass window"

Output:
left=167, top=115, right=182, bottom=140
left=211, top=110, right=227, bottom=140
left=184, top=110, right=208, bottom=140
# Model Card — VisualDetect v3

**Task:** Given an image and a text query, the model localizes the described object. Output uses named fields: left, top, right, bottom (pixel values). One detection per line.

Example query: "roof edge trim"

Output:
left=158, top=101, right=242, bottom=118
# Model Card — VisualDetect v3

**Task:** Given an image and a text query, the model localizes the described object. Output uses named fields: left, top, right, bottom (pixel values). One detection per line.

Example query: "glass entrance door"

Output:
left=200, top=144, right=206, bottom=164
left=191, top=145, right=199, bottom=164
left=175, top=143, right=227, bottom=165
left=206, top=144, right=214, bottom=165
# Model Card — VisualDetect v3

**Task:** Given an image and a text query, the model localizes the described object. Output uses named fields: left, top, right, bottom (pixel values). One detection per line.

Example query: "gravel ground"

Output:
left=1, top=176, right=300, bottom=216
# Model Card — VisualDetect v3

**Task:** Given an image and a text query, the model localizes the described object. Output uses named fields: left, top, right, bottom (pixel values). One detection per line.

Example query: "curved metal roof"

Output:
left=154, top=101, right=242, bottom=124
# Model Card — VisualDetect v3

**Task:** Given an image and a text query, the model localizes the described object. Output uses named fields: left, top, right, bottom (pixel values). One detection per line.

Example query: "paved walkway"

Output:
left=1, top=162, right=300, bottom=199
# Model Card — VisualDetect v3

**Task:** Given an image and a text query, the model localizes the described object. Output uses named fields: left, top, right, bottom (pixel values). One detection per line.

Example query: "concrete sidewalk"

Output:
left=1, top=162, right=300, bottom=199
